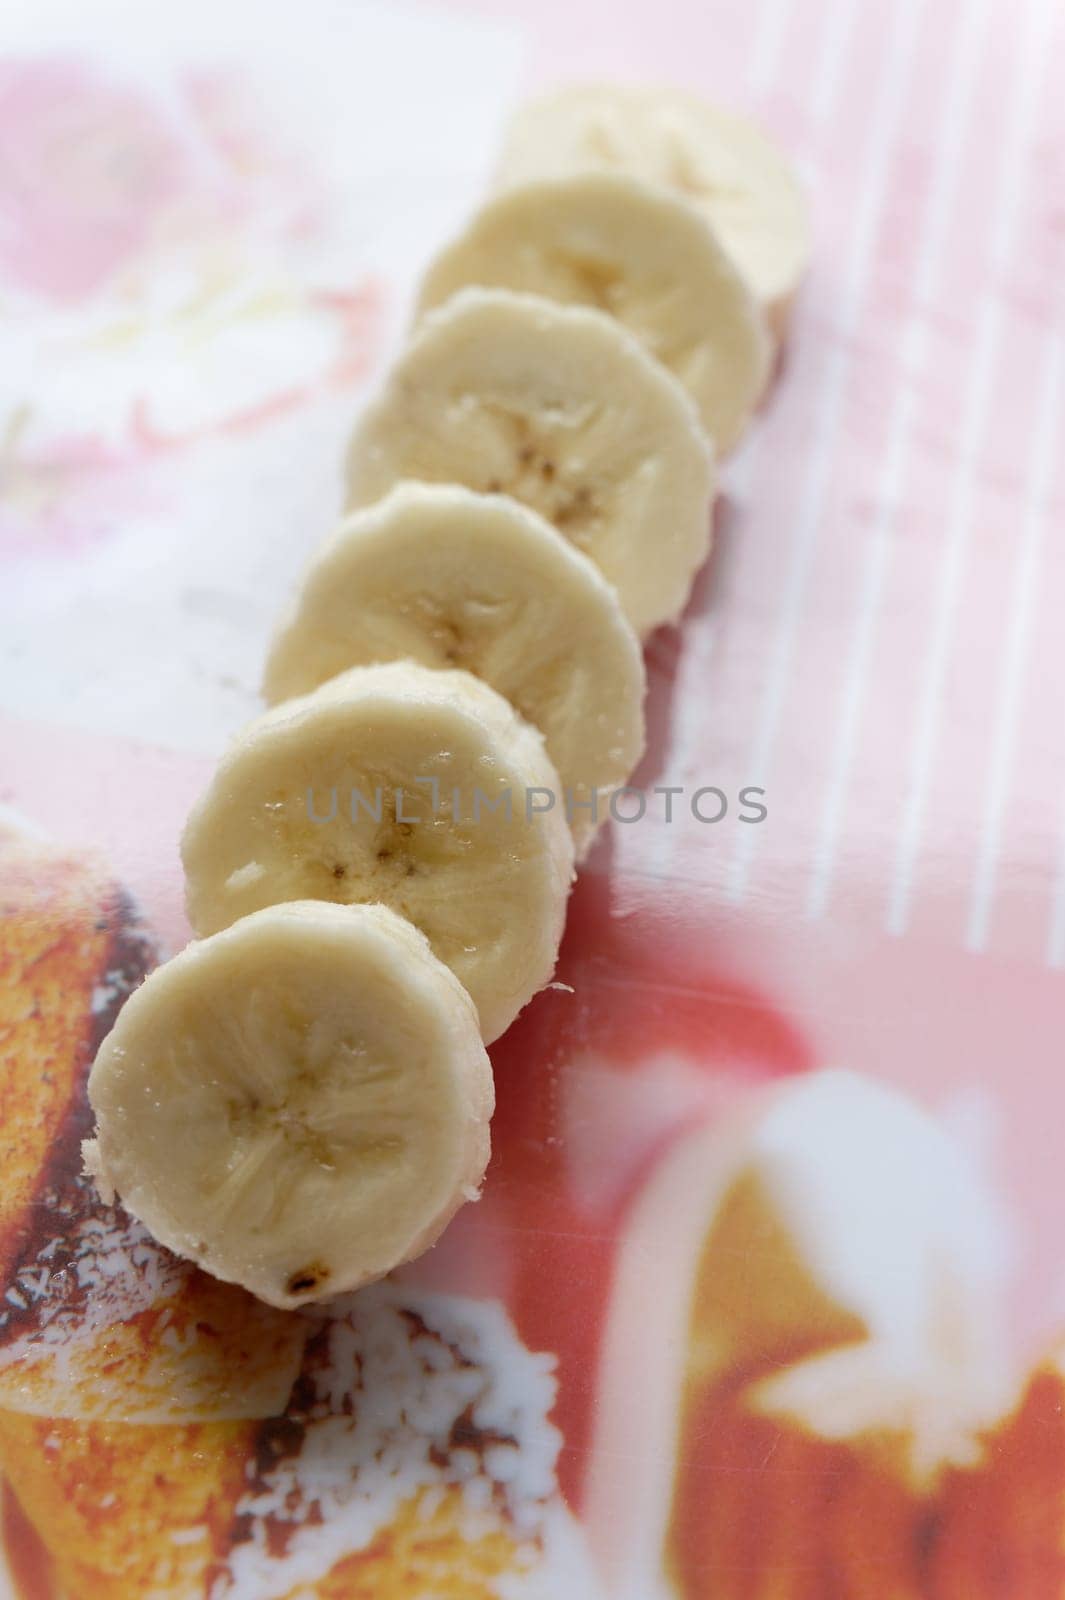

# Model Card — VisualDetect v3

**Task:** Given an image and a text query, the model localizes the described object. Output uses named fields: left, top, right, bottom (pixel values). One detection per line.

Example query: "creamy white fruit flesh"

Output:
left=84, top=902, right=494, bottom=1310
left=416, top=173, right=770, bottom=452
left=181, top=660, right=574, bottom=1044
left=263, top=483, right=646, bottom=856
left=495, top=84, right=810, bottom=342
left=346, top=289, right=715, bottom=636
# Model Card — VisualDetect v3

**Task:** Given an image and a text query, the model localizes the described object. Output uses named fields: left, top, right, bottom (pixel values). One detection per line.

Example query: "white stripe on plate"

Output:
left=727, top=0, right=925, bottom=905
left=886, top=0, right=1055, bottom=937
left=808, top=0, right=862, bottom=124
left=967, top=337, right=1062, bottom=951
left=805, top=0, right=993, bottom=920
left=747, top=0, right=794, bottom=99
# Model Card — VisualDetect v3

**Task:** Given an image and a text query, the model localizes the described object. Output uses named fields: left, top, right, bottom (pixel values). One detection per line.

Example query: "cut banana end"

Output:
left=495, top=84, right=810, bottom=343
left=84, top=901, right=494, bottom=1309
left=347, top=289, right=715, bottom=636
left=181, top=660, right=574, bottom=1043
left=416, top=173, right=770, bottom=453
left=264, top=483, right=646, bottom=857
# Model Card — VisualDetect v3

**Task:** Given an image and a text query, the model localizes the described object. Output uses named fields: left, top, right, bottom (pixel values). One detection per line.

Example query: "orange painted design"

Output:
left=0, top=1413, right=252, bottom=1599
left=932, top=1369, right=1065, bottom=1599
left=289, top=1489, right=540, bottom=1600
left=668, top=1374, right=929, bottom=1599
left=0, top=1486, right=54, bottom=1600
left=667, top=1356, right=1065, bottom=1597
left=0, top=833, right=119, bottom=1284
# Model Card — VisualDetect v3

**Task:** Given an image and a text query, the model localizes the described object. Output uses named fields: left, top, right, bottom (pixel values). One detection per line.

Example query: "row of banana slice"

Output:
left=85, top=86, right=809, bottom=1310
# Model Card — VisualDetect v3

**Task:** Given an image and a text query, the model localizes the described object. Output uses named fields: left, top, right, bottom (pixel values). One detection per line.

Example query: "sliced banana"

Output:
left=84, top=901, right=494, bottom=1310
left=263, top=483, right=646, bottom=856
left=181, top=660, right=574, bottom=1043
left=495, top=84, right=810, bottom=341
left=416, top=173, right=770, bottom=452
left=346, top=289, right=715, bottom=636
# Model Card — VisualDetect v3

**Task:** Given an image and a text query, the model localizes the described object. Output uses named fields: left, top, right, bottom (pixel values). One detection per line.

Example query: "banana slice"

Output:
left=494, top=85, right=810, bottom=342
left=83, top=901, right=494, bottom=1309
left=346, top=289, right=715, bottom=635
left=181, top=660, right=574, bottom=1042
left=263, top=483, right=646, bottom=856
left=416, top=173, right=770, bottom=452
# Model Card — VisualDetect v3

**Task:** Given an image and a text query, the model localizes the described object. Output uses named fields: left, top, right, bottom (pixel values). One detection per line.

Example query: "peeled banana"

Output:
left=495, top=84, right=810, bottom=341
left=84, top=901, right=495, bottom=1309
left=347, top=288, right=715, bottom=635
left=181, top=659, right=574, bottom=1043
left=79, top=82, right=802, bottom=1318
left=263, top=482, right=646, bottom=855
left=417, top=173, right=770, bottom=451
